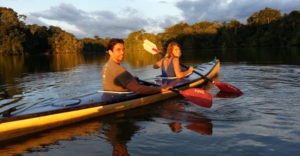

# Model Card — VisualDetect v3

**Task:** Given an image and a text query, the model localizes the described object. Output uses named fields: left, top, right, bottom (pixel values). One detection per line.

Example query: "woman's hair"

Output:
left=166, top=42, right=180, bottom=58
left=107, top=38, right=124, bottom=52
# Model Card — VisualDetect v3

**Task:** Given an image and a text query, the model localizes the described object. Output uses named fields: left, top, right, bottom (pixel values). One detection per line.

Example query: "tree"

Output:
left=227, top=19, right=243, bottom=35
left=48, top=26, right=82, bottom=54
left=247, top=7, right=281, bottom=25
left=0, top=7, right=26, bottom=55
left=80, top=37, right=106, bottom=53
left=191, top=21, right=218, bottom=34
left=0, top=7, right=19, bottom=26
left=227, top=19, right=242, bottom=29
left=163, top=22, right=190, bottom=40
left=20, top=24, right=50, bottom=54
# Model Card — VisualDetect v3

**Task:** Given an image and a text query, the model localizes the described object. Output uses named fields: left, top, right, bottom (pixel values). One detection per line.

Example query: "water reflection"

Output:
left=96, top=98, right=213, bottom=155
left=0, top=47, right=299, bottom=155
left=98, top=115, right=140, bottom=156
left=0, top=53, right=108, bottom=116
left=0, top=54, right=105, bottom=85
left=160, top=98, right=213, bottom=135
left=215, top=91, right=243, bottom=98
left=0, top=120, right=103, bottom=156
left=1, top=47, right=298, bottom=97
left=0, top=97, right=213, bottom=156
left=0, top=56, right=24, bottom=86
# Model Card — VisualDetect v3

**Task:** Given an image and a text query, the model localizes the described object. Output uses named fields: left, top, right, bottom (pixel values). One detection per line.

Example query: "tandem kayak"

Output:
left=0, top=59, right=220, bottom=142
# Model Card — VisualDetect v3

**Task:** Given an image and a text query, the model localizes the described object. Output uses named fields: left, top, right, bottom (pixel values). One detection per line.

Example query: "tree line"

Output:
left=126, top=7, right=300, bottom=51
left=0, top=7, right=108, bottom=55
left=1, top=7, right=300, bottom=56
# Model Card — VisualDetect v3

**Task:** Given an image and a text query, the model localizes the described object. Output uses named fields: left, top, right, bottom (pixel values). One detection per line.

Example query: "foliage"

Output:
left=1, top=6, right=300, bottom=57
left=247, top=7, right=282, bottom=25
left=0, top=7, right=106, bottom=55
left=47, top=26, right=82, bottom=54
left=81, top=37, right=106, bottom=54
left=124, top=29, right=162, bottom=66
left=0, top=7, right=26, bottom=55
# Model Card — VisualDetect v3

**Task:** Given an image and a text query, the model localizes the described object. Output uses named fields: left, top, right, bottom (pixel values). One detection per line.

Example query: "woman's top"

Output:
left=161, top=58, right=176, bottom=77
left=161, top=57, right=189, bottom=78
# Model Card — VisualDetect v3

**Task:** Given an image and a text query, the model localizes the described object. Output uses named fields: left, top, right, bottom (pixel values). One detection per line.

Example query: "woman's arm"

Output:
left=153, top=59, right=162, bottom=69
left=173, top=58, right=194, bottom=78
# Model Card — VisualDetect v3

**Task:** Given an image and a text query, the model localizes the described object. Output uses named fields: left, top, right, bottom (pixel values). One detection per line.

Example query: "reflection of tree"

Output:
left=0, top=56, right=24, bottom=100
left=0, top=56, right=24, bottom=84
left=50, top=54, right=85, bottom=71
left=0, top=54, right=107, bottom=115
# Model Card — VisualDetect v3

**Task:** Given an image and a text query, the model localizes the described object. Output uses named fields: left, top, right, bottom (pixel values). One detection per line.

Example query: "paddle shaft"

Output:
left=138, top=78, right=212, bottom=108
left=138, top=79, right=180, bottom=93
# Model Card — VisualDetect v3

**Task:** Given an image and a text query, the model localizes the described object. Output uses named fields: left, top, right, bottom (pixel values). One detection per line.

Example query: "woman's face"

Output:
left=172, top=46, right=181, bottom=57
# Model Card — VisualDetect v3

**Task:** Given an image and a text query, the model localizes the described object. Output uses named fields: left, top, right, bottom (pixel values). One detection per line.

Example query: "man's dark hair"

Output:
left=107, top=38, right=124, bottom=52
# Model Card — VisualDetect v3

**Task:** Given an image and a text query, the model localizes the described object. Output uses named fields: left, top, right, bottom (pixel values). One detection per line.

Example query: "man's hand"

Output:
left=161, top=85, right=172, bottom=93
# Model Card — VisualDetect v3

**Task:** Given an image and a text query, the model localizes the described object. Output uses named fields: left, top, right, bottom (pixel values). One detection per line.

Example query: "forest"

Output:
left=0, top=7, right=299, bottom=56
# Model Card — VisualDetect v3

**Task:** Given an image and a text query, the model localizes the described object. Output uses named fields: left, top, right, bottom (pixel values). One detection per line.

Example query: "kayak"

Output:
left=0, top=59, right=220, bottom=142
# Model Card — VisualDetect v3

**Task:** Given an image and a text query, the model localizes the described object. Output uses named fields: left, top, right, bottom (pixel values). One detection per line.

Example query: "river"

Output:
left=0, top=47, right=300, bottom=156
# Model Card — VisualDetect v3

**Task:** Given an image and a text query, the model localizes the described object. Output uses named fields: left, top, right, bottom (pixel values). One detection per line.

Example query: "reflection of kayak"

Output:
left=0, top=60, right=220, bottom=142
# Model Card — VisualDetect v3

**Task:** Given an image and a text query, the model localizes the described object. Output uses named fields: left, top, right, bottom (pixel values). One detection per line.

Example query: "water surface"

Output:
left=0, top=47, right=300, bottom=156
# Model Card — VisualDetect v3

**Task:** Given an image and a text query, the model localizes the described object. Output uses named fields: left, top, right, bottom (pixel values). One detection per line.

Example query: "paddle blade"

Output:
left=213, top=82, right=243, bottom=95
left=180, top=88, right=212, bottom=108
left=144, top=39, right=157, bottom=49
left=143, top=43, right=158, bottom=55
left=143, top=40, right=162, bottom=55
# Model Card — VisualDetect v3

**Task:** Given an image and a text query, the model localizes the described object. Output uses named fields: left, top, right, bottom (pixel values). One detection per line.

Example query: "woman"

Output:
left=153, top=42, right=194, bottom=78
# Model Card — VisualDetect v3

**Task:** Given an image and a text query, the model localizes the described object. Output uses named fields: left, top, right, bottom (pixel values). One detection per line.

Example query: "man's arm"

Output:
left=116, top=70, right=166, bottom=94
left=125, top=79, right=161, bottom=95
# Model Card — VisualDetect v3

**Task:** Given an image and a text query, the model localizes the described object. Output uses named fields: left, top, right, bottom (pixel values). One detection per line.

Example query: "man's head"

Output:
left=107, top=38, right=125, bottom=64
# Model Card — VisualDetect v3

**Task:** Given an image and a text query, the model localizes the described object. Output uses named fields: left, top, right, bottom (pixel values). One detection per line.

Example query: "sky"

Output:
left=1, top=0, right=300, bottom=38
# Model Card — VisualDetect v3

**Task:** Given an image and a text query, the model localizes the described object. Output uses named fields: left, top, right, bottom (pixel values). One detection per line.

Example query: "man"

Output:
left=102, top=38, right=170, bottom=94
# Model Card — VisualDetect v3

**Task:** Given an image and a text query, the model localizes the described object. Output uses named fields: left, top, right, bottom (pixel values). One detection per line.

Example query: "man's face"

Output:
left=109, top=43, right=125, bottom=64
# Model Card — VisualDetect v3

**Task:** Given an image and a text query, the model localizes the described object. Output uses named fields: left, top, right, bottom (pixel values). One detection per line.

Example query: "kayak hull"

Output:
left=0, top=60, right=220, bottom=142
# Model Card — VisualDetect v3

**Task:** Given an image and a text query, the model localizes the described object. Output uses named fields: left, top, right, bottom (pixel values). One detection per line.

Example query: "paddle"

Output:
left=143, top=40, right=243, bottom=95
left=138, top=79, right=212, bottom=108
